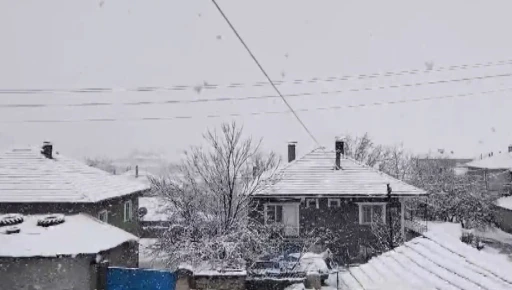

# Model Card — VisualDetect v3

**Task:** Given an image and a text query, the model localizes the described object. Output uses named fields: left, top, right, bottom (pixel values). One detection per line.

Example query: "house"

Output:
left=252, top=139, right=426, bottom=263
left=0, top=142, right=151, bottom=235
left=0, top=213, right=138, bottom=290
left=464, top=145, right=512, bottom=192
left=337, top=229, right=512, bottom=290
left=495, top=196, right=512, bottom=234
left=139, top=195, right=173, bottom=238
left=416, top=149, right=473, bottom=176
left=122, top=165, right=157, bottom=187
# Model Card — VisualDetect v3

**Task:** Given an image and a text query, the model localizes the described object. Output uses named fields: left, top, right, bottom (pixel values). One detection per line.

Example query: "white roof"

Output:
left=257, top=148, right=426, bottom=197
left=0, top=147, right=150, bottom=203
left=139, top=196, right=171, bottom=222
left=466, top=152, right=512, bottom=170
left=497, top=196, right=512, bottom=211
left=340, top=232, right=512, bottom=290
left=0, top=213, right=137, bottom=257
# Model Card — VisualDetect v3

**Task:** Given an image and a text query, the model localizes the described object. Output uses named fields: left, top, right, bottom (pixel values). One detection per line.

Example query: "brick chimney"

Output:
left=335, top=137, right=345, bottom=170
left=288, top=142, right=297, bottom=163
left=41, top=141, right=53, bottom=159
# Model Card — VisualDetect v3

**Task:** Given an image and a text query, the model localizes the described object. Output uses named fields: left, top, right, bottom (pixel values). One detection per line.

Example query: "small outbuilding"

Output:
left=0, top=213, right=138, bottom=290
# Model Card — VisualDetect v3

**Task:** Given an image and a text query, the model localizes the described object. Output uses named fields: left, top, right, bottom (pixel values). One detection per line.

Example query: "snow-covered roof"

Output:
left=339, top=232, right=512, bottom=290
left=465, top=152, right=512, bottom=170
left=496, top=196, right=512, bottom=211
left=0, top=213, right=138, bottom=258
left=0, top=147, right=150, bottom=203
left=122, top=168, right=156, bottom=185
left=139, top=196, right=171, bottom=222
left=257, top=148, right=426, bottom=197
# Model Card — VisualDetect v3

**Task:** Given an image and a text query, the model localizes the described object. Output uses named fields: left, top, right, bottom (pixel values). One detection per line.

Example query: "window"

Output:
left=98, top=210, right=108, bottom=223
left=265, top=205, right=283, bottom=224
left=124, top=200, right=133, bottom=222
left=328, top=198, right=341, bottom=208
left=305, top=198, right=318, bottom=209
left=358, top=203, right=386, bottom=225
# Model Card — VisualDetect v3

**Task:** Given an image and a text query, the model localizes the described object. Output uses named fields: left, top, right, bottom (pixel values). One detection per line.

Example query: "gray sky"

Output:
left=1, top=0, right=511, bottom=162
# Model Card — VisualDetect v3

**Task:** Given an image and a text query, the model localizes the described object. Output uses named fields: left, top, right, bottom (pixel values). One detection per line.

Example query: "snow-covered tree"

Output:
left=149, top=122, right=281, bottom=270
left=85, top=157, right=118, bottom=174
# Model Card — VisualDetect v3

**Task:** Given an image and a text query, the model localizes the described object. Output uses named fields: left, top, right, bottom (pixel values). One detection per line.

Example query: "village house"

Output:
left=0, top=142, right=150, bottom=235
left=0, top=213, right=138, bottom=290
left=464, top=145, right=512, bottom=192
left=416, top=149, right=474, bottom=176
left=252, top=139, right=427, bottom=263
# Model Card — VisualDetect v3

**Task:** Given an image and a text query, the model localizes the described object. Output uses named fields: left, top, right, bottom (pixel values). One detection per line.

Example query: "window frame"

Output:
left=264, top=204, right=284, bottom=225
left=328, top=198, right=341, bottom=208
left=357, top=202, right=386, bottom=225
left=98, top=210, right=108, bottom=223
left=124, top=200, right=133, bottom=222
left=305, top=198, right=319, bottom=209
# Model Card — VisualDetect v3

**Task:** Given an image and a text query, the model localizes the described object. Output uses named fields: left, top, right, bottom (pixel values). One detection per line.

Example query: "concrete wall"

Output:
left=0, top=243, right=138, bottom=290
left=0, top=256, right=94, bottom=290
left=1, top=194, right=142, bottom=235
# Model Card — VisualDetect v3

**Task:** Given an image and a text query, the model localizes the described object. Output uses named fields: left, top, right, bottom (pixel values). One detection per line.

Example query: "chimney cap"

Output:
left=288, top=141, right=297, bottom=144
left=335, top=136, right=346, bottom=141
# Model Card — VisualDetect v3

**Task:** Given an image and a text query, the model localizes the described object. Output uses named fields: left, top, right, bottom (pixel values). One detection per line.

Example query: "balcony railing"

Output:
left=404, top=219, right=428, bottom=234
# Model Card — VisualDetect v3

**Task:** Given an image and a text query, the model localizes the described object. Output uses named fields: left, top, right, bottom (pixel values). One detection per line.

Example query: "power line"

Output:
left=1, top=59, right=512, bottom=95
left=1, top=87, right=508, bottom=123
left=209, top=0, right=320, bottom=146
left=2, top=72, right=511, bottom=108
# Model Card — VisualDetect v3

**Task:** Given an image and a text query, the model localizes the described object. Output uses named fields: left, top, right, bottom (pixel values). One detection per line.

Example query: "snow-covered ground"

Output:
left=427, top=221, right=512, bottom=264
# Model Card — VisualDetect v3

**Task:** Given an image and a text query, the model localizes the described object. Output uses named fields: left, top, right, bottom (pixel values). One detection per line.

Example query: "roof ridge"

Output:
left=318, top=148, right=426, bottom=194
left=343, top=155, right=426, bottom=194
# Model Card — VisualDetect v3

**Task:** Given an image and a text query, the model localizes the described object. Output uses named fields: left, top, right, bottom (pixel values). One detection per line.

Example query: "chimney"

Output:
left=135, top=165, right=139, bottom=178
left=288, top=142, right=297, bottom=163
left=41, top=141, right=53, bottom=159
left=335, top=137, right=345, bottom=170
left=509, top=145, right=512, bottom=153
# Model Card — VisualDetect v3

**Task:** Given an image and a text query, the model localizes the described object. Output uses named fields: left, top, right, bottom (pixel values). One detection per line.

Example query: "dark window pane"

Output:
left=276, top=205, right=283, bottom=223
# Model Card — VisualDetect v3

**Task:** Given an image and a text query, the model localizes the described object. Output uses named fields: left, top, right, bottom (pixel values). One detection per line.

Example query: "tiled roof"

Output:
left=0, top=147, right=150, bottom=203
left=339, top=232, right=512, bottom=290
left=465, top=152, right=512, bottom=170
left=257, top=148, right=425, bottom=196
left=0, top=213, right=138, bottom=257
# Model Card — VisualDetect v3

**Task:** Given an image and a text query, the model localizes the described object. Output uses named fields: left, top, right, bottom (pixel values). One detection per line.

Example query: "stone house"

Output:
left=0, top=213, right=138, bottom=290
left=0, top=142, right=151, bottom=236
left=251, top=139, right=426, bottom=263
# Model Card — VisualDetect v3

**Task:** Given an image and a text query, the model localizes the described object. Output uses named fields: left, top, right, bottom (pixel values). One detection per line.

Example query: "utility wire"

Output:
left=1, top=59, right=512, bottom=94
left=209, top=0, right=320, bottom=146
left=1, top=72, right=511, bottom=108
left=1, top=87, right=508, bottom=123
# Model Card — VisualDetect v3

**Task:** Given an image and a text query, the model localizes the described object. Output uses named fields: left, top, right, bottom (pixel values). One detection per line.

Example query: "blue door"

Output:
left=107, top=267, right=176, bottom=290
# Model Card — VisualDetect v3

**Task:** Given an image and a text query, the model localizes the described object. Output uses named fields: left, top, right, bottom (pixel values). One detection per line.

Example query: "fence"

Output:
left=107, top=267, right=176, bottom=290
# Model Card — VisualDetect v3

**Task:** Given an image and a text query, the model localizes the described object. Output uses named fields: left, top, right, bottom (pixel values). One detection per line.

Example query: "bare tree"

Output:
left=85, top=157, right=118, bottom=174
left=150, top=122, right=281, bottom=270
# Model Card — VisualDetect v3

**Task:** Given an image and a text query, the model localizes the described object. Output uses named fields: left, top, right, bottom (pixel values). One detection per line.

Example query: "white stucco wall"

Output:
left=0, top=256, right=94, bottom=290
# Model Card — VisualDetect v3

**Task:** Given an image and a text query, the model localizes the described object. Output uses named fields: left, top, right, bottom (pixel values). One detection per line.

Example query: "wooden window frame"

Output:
left=328, top=198, right=341, bottom=208
left=305, top=198, right=319, bottom=209
left=98, top=210, right=108, bottom=223
left=264, top=204, right=284, bottom=225
left=357, top=202, right=386, bottom=225
left=124, top=200, right=133, bottom=222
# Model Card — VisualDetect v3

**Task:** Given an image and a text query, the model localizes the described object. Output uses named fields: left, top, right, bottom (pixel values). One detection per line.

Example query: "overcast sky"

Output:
left=1, top=0, right=511, bottom=162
